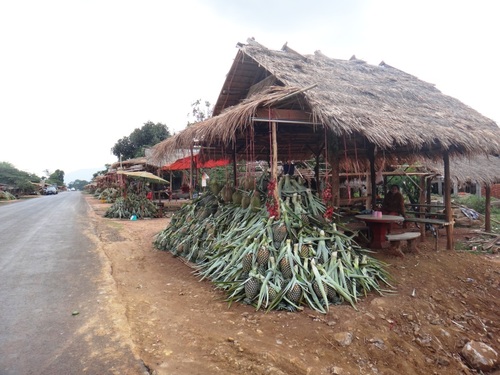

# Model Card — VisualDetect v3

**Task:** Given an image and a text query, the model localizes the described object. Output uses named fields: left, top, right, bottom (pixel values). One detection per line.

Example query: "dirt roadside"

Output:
left=85, top=194, right=500, bottom=375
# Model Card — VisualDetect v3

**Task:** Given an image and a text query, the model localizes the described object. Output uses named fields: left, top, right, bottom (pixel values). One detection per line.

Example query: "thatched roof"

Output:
left=110, top=157, right=147, bottom=169
left=152, top=39, right=500, bottom=167
left=422, top=154, right=500, bottom=185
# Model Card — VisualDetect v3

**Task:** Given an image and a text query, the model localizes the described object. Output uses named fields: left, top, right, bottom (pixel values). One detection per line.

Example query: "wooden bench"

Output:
left=386, top=232, right=421, bottom=257
left=405, top=211, right=447, bottom=219
left=404, top=217, right=452, bottom=251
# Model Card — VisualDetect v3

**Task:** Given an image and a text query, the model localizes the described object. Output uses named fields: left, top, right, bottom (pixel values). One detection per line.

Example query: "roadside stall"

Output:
left=150, top=39, right=500, bottom=312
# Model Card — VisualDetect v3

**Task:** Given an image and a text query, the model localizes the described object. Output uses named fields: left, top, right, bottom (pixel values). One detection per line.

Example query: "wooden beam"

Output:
left=255, top=108, right=313, bottom=122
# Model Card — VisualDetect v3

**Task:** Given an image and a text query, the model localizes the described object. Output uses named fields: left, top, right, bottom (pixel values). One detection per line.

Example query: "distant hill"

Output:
left=65, top=168, right=102, bottom=184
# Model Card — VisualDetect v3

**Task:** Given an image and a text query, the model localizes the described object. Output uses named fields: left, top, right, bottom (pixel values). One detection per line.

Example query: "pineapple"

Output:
left=232, top=190, right=242, bottom=205
left=245, top=276, right=261, bottom=300
left=221, top=184, right=233, bottom=203
left=272, top=223, right=287, bottom=249
left=241, top=253, right=254, bottom=274
left=209, top=181, right=222, bottom=195
left=257, top=246, right=270, bottom=265
left=300, top=243, right=310, bottom=258
left=313, top=280, right=331, bottom=304
left=327, top=285, right=338, bottom=302
left=268, top=287, right=278, bottom=303
left=241, top=193, right=251, bottom=209
left=279, top=257, right=292, bottom=279
left=286, top=283, right=302, bottom=305
left=244, top=176, right=255, bottom=191
left=250, top=191, right=261, bottom=212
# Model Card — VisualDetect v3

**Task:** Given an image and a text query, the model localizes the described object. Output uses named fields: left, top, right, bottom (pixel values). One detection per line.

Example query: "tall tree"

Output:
left=111, top=122, right=171, bottom=160
left=47, top=169, right=65, bottom=186
left=67, top=179, right=89, bottom=190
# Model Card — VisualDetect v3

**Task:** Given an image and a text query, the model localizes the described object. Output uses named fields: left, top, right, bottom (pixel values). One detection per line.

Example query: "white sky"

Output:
left=1, top=0, right=499, bottom=181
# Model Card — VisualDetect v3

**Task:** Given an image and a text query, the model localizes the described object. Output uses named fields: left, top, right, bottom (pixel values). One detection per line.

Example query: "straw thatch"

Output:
left=422, top=154, right=500, bottom=186
left=152, top=38, right=500, bottom=168
left=110, top=157, right=148, bottom=169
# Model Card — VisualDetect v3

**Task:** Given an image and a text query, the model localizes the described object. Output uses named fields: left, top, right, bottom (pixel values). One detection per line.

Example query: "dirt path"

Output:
left=85, top=195, right=500, bottom=375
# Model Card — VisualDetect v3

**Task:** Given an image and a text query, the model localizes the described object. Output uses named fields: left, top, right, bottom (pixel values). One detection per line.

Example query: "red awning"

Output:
left=162, top=156, right=230, bottom=171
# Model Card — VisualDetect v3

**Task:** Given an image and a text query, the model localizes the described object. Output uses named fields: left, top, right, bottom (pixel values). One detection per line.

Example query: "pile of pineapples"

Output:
left=97, top=187, right=120, bottom=203
left=104, top=193, right=158, bottom=219
left=154, top=175, right=393, bottom=313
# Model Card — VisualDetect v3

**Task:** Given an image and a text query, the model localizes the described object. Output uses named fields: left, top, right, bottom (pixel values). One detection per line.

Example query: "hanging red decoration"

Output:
left=322, top=184, right=335, bottom=220
left=266, top=180, right=279, bottom=218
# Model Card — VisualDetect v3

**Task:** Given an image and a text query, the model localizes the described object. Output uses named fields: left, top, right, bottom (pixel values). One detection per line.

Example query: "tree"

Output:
left=68, top=179, right=89, bottom=190
left=46, top=169, right=65, bottom=187
left=187, top=99, right=213, bottom=125
left=111, top=137, right=135, bottom=161
left=111, top=122, right=171, bottom=160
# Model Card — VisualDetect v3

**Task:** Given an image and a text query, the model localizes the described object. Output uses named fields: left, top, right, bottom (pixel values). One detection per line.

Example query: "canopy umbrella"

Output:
left=116, top=170, right=169, bottom=184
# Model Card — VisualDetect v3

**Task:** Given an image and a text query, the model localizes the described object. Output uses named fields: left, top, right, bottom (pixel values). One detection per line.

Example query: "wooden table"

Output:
left=355, top=214, right=405, bottom=249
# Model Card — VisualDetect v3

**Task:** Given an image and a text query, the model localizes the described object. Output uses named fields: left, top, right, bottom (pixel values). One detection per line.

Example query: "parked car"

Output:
left=44, top=186, right=58, bottom=195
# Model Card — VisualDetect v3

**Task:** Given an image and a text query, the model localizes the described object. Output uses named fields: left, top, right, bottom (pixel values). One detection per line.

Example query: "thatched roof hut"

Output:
left=422, top=154, right=500, bottom=232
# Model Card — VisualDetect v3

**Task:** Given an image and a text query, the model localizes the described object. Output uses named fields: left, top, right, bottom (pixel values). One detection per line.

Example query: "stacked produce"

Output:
left=97, top=187, right=120, bottom=203
left=104, top=193, right=158, bottom=219
left=154, top=175, right=393, bottom=313
left=0, top=191, right=16, bottom=200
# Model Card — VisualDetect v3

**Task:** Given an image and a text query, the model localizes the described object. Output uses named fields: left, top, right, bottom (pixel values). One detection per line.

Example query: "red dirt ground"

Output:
left=86, top=195, right=500, bottom=375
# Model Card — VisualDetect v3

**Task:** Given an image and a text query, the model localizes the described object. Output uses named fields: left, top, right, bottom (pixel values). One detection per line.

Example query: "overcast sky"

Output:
left=1, top=0, right=498, bottom=181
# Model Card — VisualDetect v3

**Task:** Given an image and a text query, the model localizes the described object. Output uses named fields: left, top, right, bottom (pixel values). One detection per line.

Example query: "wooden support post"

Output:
left=365, top=172, right=372, bottom=210
left=271, top=121, right=280, bottom=218
left=232, top=142, right=237, bottom=188
left=189, top=145, right=194, bottom=200
left=443, top=152, right=454, bottom=250
left=485, top=184, right=491, bottom=232
left=419, top=175, right=426, bottom=241
left=368, top=143, right=377, bottom=210
left=426, top=176, right=432, bottom=205
left=169, top=172, right=172, bottom=201
left=329, top=137, right=340, bottom=207
left=315, top=153, right=320, bottom=194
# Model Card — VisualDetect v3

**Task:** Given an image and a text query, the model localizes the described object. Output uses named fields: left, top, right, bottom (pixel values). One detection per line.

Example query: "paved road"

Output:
left=0, top=192, right=148, bottom=375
